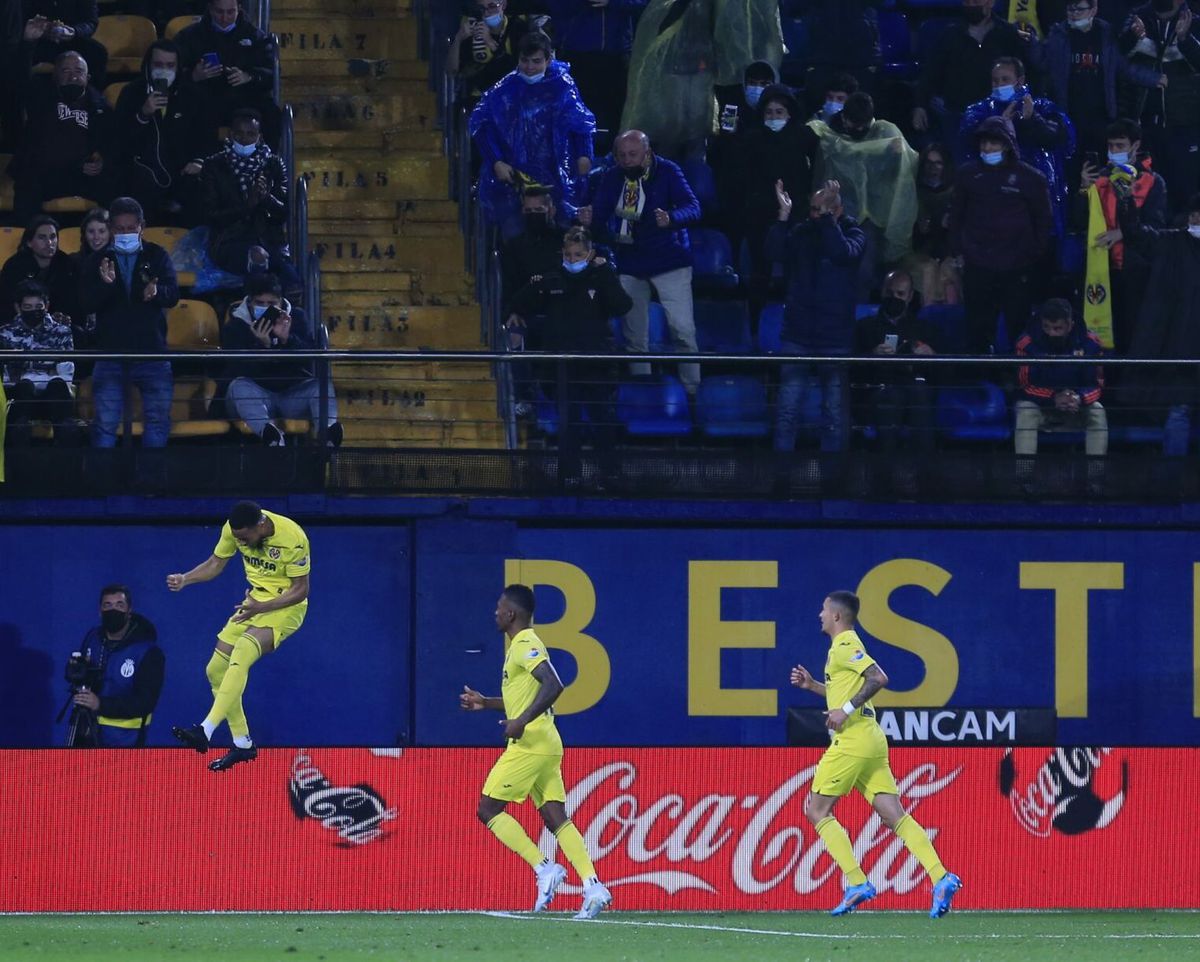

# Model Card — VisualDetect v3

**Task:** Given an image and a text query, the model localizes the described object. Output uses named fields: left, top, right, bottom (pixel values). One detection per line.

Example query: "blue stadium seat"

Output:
left=1058, top=232, right=1085, bottom=274
left=696, top=376, right=771, bottom=439
left=610, top=304, right=669, bottom=350
left=616, top=375, right=693, bottom=437
left=856, top=302, right=880, bottom=321
left=680, top=158, right=719, bottom=218
left=690, top=228, right=740, bottom=294
left=916, top=17, right=955, bottom=62
left=919, top=304, right=967, bottom=354
left=878, top=11, right=917, bottom=79
left=937, top=382, right=1012, bottom=442
left=758, top=302, right=785, bottom=354
left=694, top=298, right=753, bottom=353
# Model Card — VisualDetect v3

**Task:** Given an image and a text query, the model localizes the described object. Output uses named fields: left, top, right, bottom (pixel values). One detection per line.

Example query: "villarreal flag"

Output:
left=1004, top=0, right=1043, bottom=38
left=1083, top=185, right=1115, bottom=349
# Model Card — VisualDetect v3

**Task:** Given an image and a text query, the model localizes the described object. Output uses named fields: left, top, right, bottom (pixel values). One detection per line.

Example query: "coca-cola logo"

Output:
left=999, top=747, right=1128, bottom=838
left=539, top=761, right=961, bottom=897
left=289, top=750, right=398, bottom=846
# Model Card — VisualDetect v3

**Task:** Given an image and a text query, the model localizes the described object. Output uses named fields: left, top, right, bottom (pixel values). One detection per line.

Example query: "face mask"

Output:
left=765, top=118, right=787, bottom=132
left=823, top=100, right=845, bottom=117
left=231, top=140, right=258, bottom=157
left=1188, top=224, right=1200, bottom=238
left=523, top=211, right=550, bottom=233
left=58, top=83, right=85, bottom=102
left=562, top=258, right=588, bottom=274
left=519, top=70, right=545, bottom=84
left=744, top=84, right=765, bottom=107
left=113, top=232, right=141, bottom=253
left=981, top=150, right=1005, bottom=166
left=19, top=309, right=43, bottom=326
left=1046, top=335, right=1070, bottom=352
left=881, top=296, right=908, bottom=319
left=484, top=13, right=503, bottom=28
left=251, top=304, right=271, bottom=319
left=1108, top=151, right=1131, bottom=166
left=212, top=16, right=237, bottom=31
left=150, top=67, right=176, bottom=86
left=922, top=175, right=944, bottom=189
left=622, top=164, right=646, bottom=180
left=101, top=609, right=128, bottom=634
left=964, top=6, right=987, bottom=24
left=1069, top=16, right=1094, bottom=30
left=1154, top=0, right=1177, bottom=13
left=993, top=84, right=1017, bottom=102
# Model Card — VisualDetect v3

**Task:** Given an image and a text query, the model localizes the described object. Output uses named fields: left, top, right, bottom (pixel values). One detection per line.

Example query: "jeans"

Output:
left=91, top=361, right=173, bottom=448
left=619, top=267, right=700, bottom=392
left=225, top=375, right=339, bottom=436
left=774, top=344, right=848, bottom=453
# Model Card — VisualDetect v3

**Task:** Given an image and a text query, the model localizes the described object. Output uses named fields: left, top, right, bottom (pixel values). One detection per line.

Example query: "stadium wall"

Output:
left=3, top=747, right=1189, bottom=912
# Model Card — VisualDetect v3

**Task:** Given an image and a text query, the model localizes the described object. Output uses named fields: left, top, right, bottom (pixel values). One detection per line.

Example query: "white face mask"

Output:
left=1069, top=16, right=1094, bottom=30
left=1188, top=225, right=1200, bottom=238
left=150, top=67, right=176, bottom=86
left=212, top=16, right=237, bottom=32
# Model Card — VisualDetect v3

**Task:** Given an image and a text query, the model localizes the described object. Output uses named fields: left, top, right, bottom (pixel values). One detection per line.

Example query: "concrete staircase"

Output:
left=274, top=0, right=506, bottom=447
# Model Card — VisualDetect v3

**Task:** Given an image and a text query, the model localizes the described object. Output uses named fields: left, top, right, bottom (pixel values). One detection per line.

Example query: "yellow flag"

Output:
left=1007, top=0, right=1043, bottom=38
left=1083, top=185, right=1115, bottom=349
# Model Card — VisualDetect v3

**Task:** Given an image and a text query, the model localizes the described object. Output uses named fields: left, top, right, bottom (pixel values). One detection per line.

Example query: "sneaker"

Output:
left=830, top=880, right=876, bottom=916
left=573, top=881, right=612, bottom=920
left=172, top=724, right=209, bottom=754
left=930, top=872, right=962, bottom=919
left=262, top=423, right=285, bottom=447
left=533, top=863, right=567, bottom=912
left=208, top=745, right=258, bottom=772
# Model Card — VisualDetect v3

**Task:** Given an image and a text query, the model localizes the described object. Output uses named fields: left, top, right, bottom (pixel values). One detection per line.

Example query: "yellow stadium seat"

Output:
left=0, top=226, right=21, bottom=264
left=42, top=196, right=98, bottom=214
left=104, top=81, right=129, bottom=110
left=167, top=298, right=220, bottom=350
left=164, top=15, right=202, bottom=40
left=56, top=230, right=83, bottom=255
left=76, top=375, right=231, bottom=439
left=94, top=15, right=158, bottom=76
left=142, top=226, right=197, bottom=287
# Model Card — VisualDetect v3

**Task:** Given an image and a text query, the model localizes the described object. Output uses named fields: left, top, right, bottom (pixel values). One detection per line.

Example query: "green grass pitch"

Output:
left=2, top=912, right=1198, bottom=962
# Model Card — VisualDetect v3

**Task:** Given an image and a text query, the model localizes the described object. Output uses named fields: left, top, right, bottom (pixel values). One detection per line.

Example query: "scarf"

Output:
left=225, top=141, right=270, bottom=197
left=1083, top=184, right=1114, bottom=349
left=617, top=168, right=649, bottom=243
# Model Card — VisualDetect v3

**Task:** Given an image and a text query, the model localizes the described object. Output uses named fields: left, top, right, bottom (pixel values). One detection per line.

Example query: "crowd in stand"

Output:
left=0, top=0, right=339, bottom=450
left=455, top=0, right=1200, bottom=462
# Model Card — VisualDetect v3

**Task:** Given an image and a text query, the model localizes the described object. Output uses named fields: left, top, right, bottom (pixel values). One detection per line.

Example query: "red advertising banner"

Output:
left=5, top=747, right=1196, bottom=912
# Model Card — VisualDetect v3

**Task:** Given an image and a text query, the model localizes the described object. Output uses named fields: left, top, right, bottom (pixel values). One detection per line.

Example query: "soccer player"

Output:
left=791, top=590, right=963, bottom=918
left=166, top=500, right=310, bottom=771
left=460, top=584, right=612, bottom=920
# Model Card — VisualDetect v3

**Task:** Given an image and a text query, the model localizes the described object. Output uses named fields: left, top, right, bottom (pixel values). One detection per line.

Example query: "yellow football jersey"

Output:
left=501, top=628, right=562, bottom=756
left=824, top=629, right=888, bottom=758
left=214, top=510, right=311, bottom=599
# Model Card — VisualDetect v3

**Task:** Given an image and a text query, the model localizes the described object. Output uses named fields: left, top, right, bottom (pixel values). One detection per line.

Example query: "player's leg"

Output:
left=172, top=635, right=238, bottom=753
left=536, top=762, right=609, bottom=918
left=204, top=625, right=275, bottom=770
left=479, top=752, right=547, bottom=873
left=809, top=750, right=876, bottom=915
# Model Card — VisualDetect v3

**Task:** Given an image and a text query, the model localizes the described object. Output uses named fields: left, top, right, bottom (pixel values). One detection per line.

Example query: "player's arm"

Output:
left=790, top=663, right=826, bottom=698
left=501, top=661, right=563, bottom=740
left=166, top=554, right=230, bottom=591
left=825, top=663, right=889, bottom=731
left=460, top=686, right=504, bottom=712
left=246, top=574, right=309, bottom=614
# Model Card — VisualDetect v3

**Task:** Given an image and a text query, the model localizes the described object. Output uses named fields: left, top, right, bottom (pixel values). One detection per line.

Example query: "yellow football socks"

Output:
left=894, top=814, right=946, bottom=883
left=203, top=635, right=262, bottom=733
left=203, top=649, right=250, bottom=739
left=553, top=820, right=597, bottom=882
left=486, top=812, right=544, bottom=870
left=816, top=816, right=868, bottom=886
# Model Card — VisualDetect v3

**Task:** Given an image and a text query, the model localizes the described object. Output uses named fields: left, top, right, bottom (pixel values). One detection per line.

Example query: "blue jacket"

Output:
left=78, top=241, right=179, bottom=353
left=470, top=60, right=596, bottom=221
left=545, top=0, right=648, bottom=55
left=766, top=213, right=866, bottom=355
left=1016, top=321, right=1104, bottom=407
left=590, top=155, right=700, bottom=278
left=1043, top=19, right=1161, bottom=122
left=79, top=612, right=165, bottom=738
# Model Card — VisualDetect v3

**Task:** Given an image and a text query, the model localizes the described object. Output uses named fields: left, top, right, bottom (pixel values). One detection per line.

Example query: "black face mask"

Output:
left=523, top=211, right=551, bottom=234
left=101, top=610, right=129, bottom=634
left=19, top=309, right=43, bottom=326
left=1046, top=335, right=1070, bottom=352
left=58, top=82, right=85, bottom=102
left=964, top=6, right=987, bottom=24
left=1154, top=0, right=1177, bottom=13
left=621, top=164, right=647, bottom=180
left=881, top=296, right=908, bottom=319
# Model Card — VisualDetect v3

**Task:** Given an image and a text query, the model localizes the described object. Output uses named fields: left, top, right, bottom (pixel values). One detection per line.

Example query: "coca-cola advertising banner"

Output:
left=7, top=747, right=1195, bottom=912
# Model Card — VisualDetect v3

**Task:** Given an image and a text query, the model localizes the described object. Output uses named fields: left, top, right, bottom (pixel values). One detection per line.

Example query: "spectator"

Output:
left=904, top=143, right=961, bottom=305
left=1119, top=189, right=1200, bottom=456
left=544, top=0, right=647, bottom=151
left=1078, top=118, right=1167, bottom=353
left=709, top=61, right=780, bottom=241
left=0, top=215, right=79, bottom=328
left=502, top=187, right=568, bottom=307
left=1120, top=0, right=1200, bottom=209
left=174, top=0, right=280, bottom=146
left=948, top=116, right=1053, bottom=353
left=790, top=0, right=881, bottom=114
left=11, top=51, right=115, bottom=224
left=506, top=226, right=632, bottom=485
left=914, top=0, right=1039, bottom=141
left=578, top=129, right=702, bottom=393
left=19, top=0, right=108, bottom=87
left=71, top=207, right=109, bottom=351
left=67, top=584, right=165, bottom=747
left=469, top=31, right=595, bottom=237
left=220, top=273, right=343, bottom=447
left=809, top=92, right=919, bottom=299
left=114, top=40, right=213, bottom=223
left=446, top=0, right=533, bottom=103
left=812, top=71, right=860, bottom=125
left=0, top=279, right=78, bottom=445
left=960, top=57, right=1075, bottom=238
left=1014, top=298, right=1107, bottom=457
left=1043, top=0, right=1165, bottom=186
left=713, top=60, right=778, bottom=141
left=854, top=269, right=940, bottom=455
left=200, top=108, right=296, bottom=291
left=768, top=178, right=866, bottom=455
left=78, top=196, right=179, bottom=448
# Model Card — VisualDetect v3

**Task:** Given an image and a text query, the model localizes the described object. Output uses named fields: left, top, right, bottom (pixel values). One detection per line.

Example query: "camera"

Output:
left=61, top=651, right=104, bottom=747
left=66, top=650, right=102, bottom=690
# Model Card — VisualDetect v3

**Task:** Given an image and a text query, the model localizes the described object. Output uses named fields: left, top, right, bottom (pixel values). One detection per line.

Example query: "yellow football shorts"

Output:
left=217, top=599, right=307, bottom=648
left=482, top=747, right=567, bottom=807
left=812, top=747, right=900, bottom=804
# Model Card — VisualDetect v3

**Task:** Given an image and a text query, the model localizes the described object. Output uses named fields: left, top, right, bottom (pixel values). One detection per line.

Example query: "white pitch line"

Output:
left=482, top=912, right=1200, bottom=940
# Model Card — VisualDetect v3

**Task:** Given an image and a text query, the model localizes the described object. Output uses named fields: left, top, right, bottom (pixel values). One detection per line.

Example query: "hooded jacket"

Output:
left=79, top=612, right=164, bottom=725
left=13, top=74, right=113, bottom=180
left=1015, top=318, right=1104, bottom=407
left=220, top=296, right=318, bottom=390
left=737, top=84, right=818, bottom=226
left=174, top=13, right=275, bottom=97
left=948, top=115, right=1053, bottom=271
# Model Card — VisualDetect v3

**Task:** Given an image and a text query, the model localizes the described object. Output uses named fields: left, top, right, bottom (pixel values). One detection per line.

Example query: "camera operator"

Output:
left=67, top=584, right=165, bottom=747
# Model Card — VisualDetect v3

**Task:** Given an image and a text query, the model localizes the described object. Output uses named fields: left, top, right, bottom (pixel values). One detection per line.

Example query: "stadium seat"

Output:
left=76, top=375, right=231, bottom=438
left=916, top=17, right=956, bottom=62
left=693, top=297, right=752, bottom=353
left=919, top=304, right=967, bottom=353
left=142, top=226, right=198, bottom=286
left=104, top=81, right=128, bottom=110
left=696, top=375, right=771, bottom=439
left=856, top=302, right=879, bottom=321
left=94, top=15, right=158, bottom=76
left=57, top=230, right=82, bottom=255
left=758, top=302, right=784, bottom=354
left=166, top=298, right=220, bottom=350
left=616, top=375, right=693, bottom=437
left=0, top=226, right=22, bottom=264
left=690, top=228, right=739, bottom=295
left=878, top=11, right=917, bottom=79
left=42, top=196, right=98, bottom=214
left=164, top=14, right=202, bottom=40
left=780, top=17, right=809, bottom=87
left=679, top=158, right=718, bottom=218
left=0, top=154, right=13, bottom=213
left=937, top=382, right=1012, bottom=442
left=609, top=304, right=669, bottom=350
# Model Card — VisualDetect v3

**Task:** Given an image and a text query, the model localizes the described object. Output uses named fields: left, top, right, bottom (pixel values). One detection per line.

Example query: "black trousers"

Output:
left=963, top=262, right=1037, bottom=355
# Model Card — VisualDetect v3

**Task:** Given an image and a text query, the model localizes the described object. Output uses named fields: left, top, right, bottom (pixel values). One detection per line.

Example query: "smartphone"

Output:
left=884, top=333, right=900, bottom=351
left=719, top=104, right=739, bottom=134
left=261, top=305, right=281, bottom=325
left=202, top=52, right=220, bottom=69
left=150, top=77, right=169, bottom=95
left=1084, top=151, right=1100, bottom=168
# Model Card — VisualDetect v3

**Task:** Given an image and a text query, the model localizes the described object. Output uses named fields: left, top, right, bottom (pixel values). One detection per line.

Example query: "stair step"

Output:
left=321, top=271, right=415, bottom=293
left=312, top=233, right=461, bottom=272
left=275, top=0, right=412, bottom=16
left=310, top=219, right=458, bottom=238
left=274, top=18, right=417, bottom=62
left=295, top=129, right=442, bottom=152
left=326, top=304, right=483, bottom=349
left=288, top=89, right=437, bottom=133
left=280, top=57, right=429, bottom=81
left=298, top=152, right=448, bottom=201
left=335, top=361, right=496, bottom=398
left=307, top=198, right=458, bottom=223
left=339, top=418, right=506, bottom=449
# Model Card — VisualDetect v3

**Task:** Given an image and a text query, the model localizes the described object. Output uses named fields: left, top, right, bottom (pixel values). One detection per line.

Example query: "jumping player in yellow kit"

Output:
left=460, top=584, right=611, bottom=919
left=791, top=590, right=963, bottom=918
left=167, top=500, right=310, bottom=771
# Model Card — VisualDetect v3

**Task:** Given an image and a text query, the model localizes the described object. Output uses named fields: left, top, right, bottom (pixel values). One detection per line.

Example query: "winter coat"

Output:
left=200, top=145, right=289, bottom=252
left=0, top=247, right=80, bottom=325
left=174, top=14, right=275, bottom=97
left=918, top=16, right=1039, bottom=114
left=1043, top=18, right=1162, bottom=122
left=78, top=612, right=164, bottom=725
left=78, top=241, right=179, bottom=352
left=12, top=76, right=114, bottom=180
left=510, top=261, right=633, bottom=353
left=1015, top=320, right=1105, bottom=406
left=545, top=0, right=648, bottom=55
left=221, top=296, right=317, bottom=390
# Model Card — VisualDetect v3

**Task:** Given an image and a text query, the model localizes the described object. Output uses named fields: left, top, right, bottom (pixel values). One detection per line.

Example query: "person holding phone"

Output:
left=219, top=273, right=342, bottom=447
left=20, top=0, right=109, bottom=88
